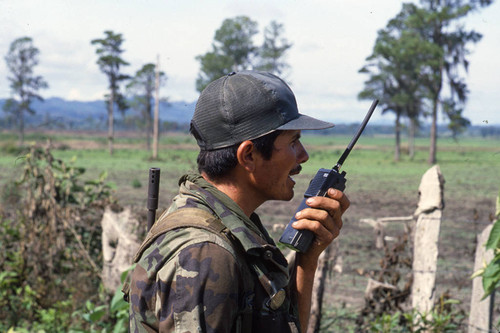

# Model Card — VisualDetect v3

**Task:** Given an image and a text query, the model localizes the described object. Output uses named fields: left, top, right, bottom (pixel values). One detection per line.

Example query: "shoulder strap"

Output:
left=133, top=207, right=225, bottom=263
left=131, top=207, right=254, bottom=333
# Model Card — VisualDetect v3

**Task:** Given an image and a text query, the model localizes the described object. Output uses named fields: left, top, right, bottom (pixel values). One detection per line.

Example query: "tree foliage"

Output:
left=196, top=16, right=258, bottom=91
left=91, top=30, right=130, bottom=155
left=256, top=21, right=292, bottom=75
left=3, top=37, right=48, bottom=146
left=359, top=0, right=493, bottom=163
left=196, top=17, right=291, bottom=92
left=91, top=31, right=130, bottom=111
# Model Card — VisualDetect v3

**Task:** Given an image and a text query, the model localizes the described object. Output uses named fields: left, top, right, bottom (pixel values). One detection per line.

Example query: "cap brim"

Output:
left=277, top=114, right=334, bottom=131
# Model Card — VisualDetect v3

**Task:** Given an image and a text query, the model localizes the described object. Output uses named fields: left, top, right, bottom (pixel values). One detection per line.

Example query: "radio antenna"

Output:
left=333, top=99, right=379, bottom=171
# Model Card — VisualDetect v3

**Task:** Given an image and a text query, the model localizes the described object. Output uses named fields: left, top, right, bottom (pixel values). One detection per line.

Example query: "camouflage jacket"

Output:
left=128, top=173, right=300, bottom=333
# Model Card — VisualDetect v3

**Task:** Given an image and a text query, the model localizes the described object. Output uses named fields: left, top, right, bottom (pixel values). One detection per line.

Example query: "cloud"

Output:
left=1, top=0, right=499, bottom=124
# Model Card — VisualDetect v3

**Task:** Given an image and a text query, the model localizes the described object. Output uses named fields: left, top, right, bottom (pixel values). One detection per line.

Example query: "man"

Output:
left=128, top=70, right=350, bottom=332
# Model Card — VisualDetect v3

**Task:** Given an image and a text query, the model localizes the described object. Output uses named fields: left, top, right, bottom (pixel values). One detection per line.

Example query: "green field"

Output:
left=1, top=131, right=497, bottom=205
left=0, top=130, right=499, bottom=329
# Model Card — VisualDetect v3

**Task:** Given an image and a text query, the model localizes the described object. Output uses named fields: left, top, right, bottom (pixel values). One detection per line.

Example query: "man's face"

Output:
left=254, top=130, right=309, bottom=202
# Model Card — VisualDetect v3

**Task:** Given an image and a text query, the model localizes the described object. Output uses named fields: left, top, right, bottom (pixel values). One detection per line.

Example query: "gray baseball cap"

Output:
left=191, top=70, right=334, bottom=150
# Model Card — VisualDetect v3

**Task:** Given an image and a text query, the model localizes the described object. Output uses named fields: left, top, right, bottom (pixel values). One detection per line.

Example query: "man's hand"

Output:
left=290, top=188, right=349, bottom=332
left=291, top=188, right=350, bottom=264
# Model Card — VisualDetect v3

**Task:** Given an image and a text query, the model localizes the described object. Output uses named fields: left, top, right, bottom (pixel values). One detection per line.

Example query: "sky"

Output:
left=1, top=0, right=499, bottom=125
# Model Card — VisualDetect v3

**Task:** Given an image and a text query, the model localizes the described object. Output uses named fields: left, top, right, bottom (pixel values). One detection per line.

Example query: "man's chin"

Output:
left=281, top=190, right=295, bottom=202
left=269, top=191, right=294, bottom=202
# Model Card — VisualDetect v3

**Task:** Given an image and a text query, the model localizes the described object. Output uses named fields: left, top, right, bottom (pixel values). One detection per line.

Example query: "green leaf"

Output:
left=442, top=299, right=460, bottom=305
left=99, top=170, right=108, bottom=181
left=0, top=271, right=18, bottom=285
left=89, top=305, right=107, bottom=322
left=485, top=219, right=500, bottom=250
left=110, top=288, right=127, bottom=313
left=120, top=264, right=136, bottom=283
left=482, top=256, right=500, bottom=298
left=470, top=267, right=484, bottom=279
left=113, top=318, right=127, bottom=333
left=85, top=300, right=94, bottom=311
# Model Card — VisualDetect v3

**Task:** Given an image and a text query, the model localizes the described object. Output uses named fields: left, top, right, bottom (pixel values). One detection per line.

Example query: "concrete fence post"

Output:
left=411, top=165, right=445, bottom=315
left=468, top=223, right=495, bottom=333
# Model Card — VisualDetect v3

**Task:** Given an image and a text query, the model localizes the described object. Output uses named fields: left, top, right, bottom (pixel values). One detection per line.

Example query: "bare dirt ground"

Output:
left=254, top=174, right=499, bottom=330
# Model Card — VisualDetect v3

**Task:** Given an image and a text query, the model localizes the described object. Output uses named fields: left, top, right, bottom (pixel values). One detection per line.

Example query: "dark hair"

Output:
left=191, top=128, right=282, bottom=180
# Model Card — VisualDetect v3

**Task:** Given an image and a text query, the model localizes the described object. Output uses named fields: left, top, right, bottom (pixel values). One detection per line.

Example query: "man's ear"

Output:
left=236, top=140, right=257, bottom=172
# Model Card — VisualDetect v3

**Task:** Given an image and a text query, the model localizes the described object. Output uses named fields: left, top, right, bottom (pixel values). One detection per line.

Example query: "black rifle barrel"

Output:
left=147, top=167, right=161, bottom=231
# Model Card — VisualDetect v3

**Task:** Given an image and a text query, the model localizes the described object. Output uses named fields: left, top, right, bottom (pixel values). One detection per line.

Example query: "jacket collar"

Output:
left=178, top=174, right=279, bottom=255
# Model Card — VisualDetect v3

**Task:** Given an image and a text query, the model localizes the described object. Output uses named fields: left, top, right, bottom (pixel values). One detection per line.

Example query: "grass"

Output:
left=2, top=131, right=497, bottom=218
left=1, top=131, right=497, bottom=214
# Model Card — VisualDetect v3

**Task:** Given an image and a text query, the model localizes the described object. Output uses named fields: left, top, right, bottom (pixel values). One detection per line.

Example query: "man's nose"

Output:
left=297, top=141, right=309, bottom=164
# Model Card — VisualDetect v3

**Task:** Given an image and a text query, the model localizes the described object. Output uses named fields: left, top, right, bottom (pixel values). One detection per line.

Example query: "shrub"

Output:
left=131, top=178, right=142, bottom=188
left=0, top=143, right=113, bottom=331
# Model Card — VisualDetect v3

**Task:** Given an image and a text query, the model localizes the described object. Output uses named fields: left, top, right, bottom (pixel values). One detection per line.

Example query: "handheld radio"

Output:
left=279, top=99, right=379, bottom=252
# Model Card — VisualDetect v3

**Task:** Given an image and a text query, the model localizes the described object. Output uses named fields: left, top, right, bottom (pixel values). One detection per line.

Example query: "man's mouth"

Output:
left=288, top=165, right=302, bottom=183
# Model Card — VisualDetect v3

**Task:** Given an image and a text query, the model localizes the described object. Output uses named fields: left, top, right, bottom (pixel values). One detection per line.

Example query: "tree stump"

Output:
left=101, top=206, right=141, bottom=293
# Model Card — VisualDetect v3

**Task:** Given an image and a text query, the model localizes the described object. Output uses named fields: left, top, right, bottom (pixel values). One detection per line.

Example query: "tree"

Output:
left=359, top=5, right=438, bottom=161
left=91, top=30, right=130, bottom=155
left=195, top=16, right=259, bottom=92
left=3, top=37, right=48, bottom=145
left=360, top=0, right=493, bottom=163
left=256, top=21, right=292, bottom=76
left=196, top=17, right=294, bottom=92
left=408, top=0, right=492, bottom=164
left=126, top=63, right=166, bottom=151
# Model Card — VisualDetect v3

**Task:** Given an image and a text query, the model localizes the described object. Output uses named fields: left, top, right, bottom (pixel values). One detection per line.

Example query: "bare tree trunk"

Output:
left=152, top=55, right=160, bottom=160
left=428, top=99, right=438, bottom=165
left=108, top=89, right=114, bottom=156
left=19, top=108, right=25, bottom=146
left=394, top=113, right=401, bottom=162
left=409, top=118, right=416, bottom=160
left=146, top=98, right=152, bottom=151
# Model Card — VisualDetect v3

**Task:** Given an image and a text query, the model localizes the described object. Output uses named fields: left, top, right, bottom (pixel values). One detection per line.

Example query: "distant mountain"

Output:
left=0, top=97, right=396, bottom=127
left=1, top=98, right=499, bottom=137
left=0, top=97, right=197, bottom=126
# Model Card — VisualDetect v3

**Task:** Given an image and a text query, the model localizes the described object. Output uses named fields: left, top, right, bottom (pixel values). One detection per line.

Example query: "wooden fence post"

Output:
left=359, top=216, right=414, bottom=249
left=468, top=223, right=495, bottom=333
left=411, top=165, right=445, bottom=315
left=307, top=240, right=339, bottom=333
